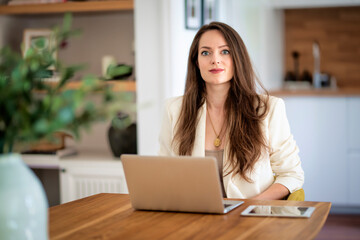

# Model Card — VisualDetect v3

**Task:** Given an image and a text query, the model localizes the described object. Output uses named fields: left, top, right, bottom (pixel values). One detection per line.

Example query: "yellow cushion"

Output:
left=287, top=188, right=305, bottom=201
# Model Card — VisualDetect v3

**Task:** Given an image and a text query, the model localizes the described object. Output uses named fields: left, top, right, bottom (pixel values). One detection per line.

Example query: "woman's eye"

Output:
left=222, top=50, right=230, bottom=55
left=201, top=51, right=210, bottom=56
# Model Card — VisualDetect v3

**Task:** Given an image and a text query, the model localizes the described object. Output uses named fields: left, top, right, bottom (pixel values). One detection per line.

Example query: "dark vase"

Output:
left=108, top=123, right=137, bottom=158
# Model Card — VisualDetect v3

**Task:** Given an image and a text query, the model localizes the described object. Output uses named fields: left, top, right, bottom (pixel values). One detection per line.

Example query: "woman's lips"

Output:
left=209, top=68, right=224, bottom=74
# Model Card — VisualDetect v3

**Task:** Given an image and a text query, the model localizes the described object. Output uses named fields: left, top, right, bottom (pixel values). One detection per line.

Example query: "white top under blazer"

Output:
left=158, top=95, right=304, bottom=199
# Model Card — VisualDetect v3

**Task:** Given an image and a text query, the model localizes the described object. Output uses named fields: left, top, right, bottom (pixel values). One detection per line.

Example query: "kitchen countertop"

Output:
left=269, top=87, right=360, bottom=97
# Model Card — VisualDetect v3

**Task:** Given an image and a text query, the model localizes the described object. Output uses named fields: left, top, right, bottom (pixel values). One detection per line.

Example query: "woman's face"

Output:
left=197, top=30, right=234, bottom=86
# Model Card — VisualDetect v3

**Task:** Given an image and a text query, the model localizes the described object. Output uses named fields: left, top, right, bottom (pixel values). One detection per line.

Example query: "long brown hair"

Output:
left=173, top=22, right=269, bottom=181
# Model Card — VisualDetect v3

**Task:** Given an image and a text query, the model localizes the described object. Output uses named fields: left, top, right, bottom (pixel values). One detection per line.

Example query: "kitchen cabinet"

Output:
left=347, top=98, right=360, bottom=204
left=282, top=96, right=360, bottom=207
left=349, top=155, right=360, bottom=205
left=347, top=98, right=360, bottom=150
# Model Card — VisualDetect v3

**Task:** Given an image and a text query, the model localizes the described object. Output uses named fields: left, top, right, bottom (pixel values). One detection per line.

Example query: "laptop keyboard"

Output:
left=224, top=204, right=232, bottom=208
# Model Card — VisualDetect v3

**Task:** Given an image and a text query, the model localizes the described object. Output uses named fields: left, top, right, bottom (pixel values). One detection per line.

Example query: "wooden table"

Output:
left=49, top=193, right=331, bottom=240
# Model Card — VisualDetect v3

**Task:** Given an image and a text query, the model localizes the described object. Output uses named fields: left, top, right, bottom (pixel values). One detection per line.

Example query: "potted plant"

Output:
left=0, top=13, right=130, bottom=240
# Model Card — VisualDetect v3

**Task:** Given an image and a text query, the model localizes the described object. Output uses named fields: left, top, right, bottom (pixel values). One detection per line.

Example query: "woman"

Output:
left=158, top=22, right=304, bottom=200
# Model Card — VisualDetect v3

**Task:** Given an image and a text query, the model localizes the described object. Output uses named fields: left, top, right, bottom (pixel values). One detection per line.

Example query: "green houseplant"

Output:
left=0, top=14, right=117, bottom=154
left=0, top=13, right=132, bottom=239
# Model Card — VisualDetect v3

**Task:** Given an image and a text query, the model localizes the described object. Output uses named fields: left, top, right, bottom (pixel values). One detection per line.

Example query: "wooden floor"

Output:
left=316, top=214, right=360, bottom=240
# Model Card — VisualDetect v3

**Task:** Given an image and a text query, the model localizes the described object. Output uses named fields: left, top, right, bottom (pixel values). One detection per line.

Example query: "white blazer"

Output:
left=158, top=95, right=304, bottom=199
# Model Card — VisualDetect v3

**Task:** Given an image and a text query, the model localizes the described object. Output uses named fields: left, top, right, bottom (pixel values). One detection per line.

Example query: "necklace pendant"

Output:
left=214, top=137, right=221, bottom=147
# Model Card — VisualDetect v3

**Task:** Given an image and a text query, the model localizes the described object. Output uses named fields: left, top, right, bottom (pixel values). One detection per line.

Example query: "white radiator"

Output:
left=75, top=177, right=125, bottom=200
left=60, top=162, right=128, bottom=204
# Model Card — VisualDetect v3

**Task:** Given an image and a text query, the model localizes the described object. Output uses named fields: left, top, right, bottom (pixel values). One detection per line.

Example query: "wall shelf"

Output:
left=37, top=80, right=136, bottom=93
left=65, top=80, right=136, bottom=92
left=0, top=0, right=133, bottom=15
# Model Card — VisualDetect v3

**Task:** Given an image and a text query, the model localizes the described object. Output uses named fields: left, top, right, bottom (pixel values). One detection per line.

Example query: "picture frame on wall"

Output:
left=203, top=0, right=217, bottom=25
left=23, top=28, right=59, bottom=81
left=185, top=0, right=202, bottom=30
left=23, top=28, right=57, bottom=61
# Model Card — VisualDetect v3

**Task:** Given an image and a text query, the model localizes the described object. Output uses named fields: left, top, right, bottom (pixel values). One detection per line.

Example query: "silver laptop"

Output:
left=121, top=154, right=243, bottom=214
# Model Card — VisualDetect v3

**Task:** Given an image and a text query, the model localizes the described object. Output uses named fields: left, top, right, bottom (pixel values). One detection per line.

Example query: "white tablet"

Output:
left=241, top=205, right=315, bottom=218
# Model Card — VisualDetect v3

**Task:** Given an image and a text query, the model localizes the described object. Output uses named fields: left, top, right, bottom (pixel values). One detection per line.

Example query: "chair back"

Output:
left=287, top=189, right=305, bottom=201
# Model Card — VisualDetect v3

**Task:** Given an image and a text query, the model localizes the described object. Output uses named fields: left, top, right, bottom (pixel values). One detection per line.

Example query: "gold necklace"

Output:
left=207, top=107, right=225, bottom=148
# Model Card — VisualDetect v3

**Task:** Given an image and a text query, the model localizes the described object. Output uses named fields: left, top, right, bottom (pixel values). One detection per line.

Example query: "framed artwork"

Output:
left=23, top=28, right=57, bottom=61
left=185, top=0, right=202, bottom=30
left=203, top=0, right=217, bottom=25
left=23, top=28, right=59, bottom=81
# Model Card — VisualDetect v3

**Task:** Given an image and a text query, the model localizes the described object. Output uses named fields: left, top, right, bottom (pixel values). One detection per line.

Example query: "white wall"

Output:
left=135, top=0, right=200, bottom=155
left=135, top=0, right=166, bottom=155
left=225, top=0, right=284, bottom=90
left=167, top=1, right=197, bottom=98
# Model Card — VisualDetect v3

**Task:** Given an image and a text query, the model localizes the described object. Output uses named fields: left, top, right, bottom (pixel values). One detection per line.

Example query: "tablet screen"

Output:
left=241, top=205, right=315, bottom=218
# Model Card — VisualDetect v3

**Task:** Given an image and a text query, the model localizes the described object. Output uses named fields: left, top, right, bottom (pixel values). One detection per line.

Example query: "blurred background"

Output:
left=0, top=0, right=359, bottom=220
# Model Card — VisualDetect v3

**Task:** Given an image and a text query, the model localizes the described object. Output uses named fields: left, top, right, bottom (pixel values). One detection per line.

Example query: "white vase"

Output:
left=0, top=153, right=48, bottom=240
